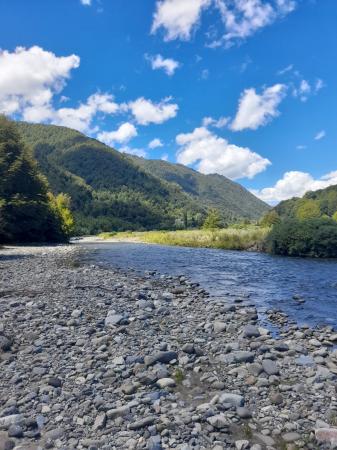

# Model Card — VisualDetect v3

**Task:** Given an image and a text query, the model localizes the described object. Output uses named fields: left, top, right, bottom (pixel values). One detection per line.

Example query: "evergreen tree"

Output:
left=0, top=116, right=71, bottom=243
left=203, top=209, right=222, bottom=229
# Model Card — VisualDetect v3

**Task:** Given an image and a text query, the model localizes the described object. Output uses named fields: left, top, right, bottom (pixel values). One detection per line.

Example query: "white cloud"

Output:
left=210, top=0, right=296, bottom=47
left=23, top=92, right=120, bottom=133
left=161, top=153, right=169, bottom=161
left=120, top=146, right=147, bottom=158
left=0, top=46, right=80, bottom=115
left=146, top=54, right=180, bottom=76
left=80, top=0, right=92, bottom=5
left=277, top=64, right=294, bottom=75
left=151, top=0, right=211, bottom=41
left=292, top=78, right=324, bottom=102
left=151, top=0, right=296, bottom=46
left=149, top=138, right=164, bottom=149
left=97, top=122, right=137, bottom=146
left=176, top=126, right=271, bottom=179
left=252, top=170, right=337, bottom=204
left=202, top=116, right=229, bottom=128
left=231, top=83, right=286, bottom=131
left=200, top=69, right=209, bottom=80
left=128, top=97, right=178, bottom=125
left=296, top=144, right=307, bottom=150
left=314, top=130, right=326, bottom=141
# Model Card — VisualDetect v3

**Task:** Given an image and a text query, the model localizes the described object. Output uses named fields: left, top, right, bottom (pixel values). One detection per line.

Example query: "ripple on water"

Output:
left=80, top=242, right=337, bottom=330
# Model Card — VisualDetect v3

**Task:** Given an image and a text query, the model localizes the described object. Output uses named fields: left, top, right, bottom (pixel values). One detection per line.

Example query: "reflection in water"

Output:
left=81, top=243, right=337, bottom=330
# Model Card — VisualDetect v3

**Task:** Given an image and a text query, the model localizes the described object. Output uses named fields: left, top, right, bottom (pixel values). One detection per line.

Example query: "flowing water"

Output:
left=81, top=242, right=337, bottom=330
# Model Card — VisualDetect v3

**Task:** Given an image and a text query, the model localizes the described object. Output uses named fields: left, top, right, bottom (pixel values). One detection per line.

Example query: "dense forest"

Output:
left=262, top=186, right=337, bottom=257
left=17, top=121, right=269, bottom=235
left=130, top=156, right=269, bottom=222
left=0, top=117, right=73, bottom=243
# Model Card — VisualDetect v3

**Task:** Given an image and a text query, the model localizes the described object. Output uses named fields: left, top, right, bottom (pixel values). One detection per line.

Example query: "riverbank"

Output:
left=1, top=245, right=337, bottom=449
left=98, top=226, right=269, bottom=252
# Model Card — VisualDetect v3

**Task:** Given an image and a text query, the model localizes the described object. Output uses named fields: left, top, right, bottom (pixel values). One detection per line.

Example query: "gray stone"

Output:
left=7, top=425, right=23, bottom=438
left=236, top=407, right=252, bottom=419
left=105, top=313, right=123, bottom=327
left=93, top=413, right=106, bottom=431
left=0, top=415, right=23, bottom=429
left=242, top=325, right=260, bottom=338
left=262, top=359, right=279, bottom=375
left=207, top=414, right=229, bottom=430
left=282, top=432, right=301, bottom=443
left=233, top=351, right=255, bottom=363
left=156, top=378, right=176, bottom=388
left=213, top=321, right=226, bottom=333
left=129, top=416, right=156, bottom=430
left=144, top=351, right=178, bottom=366
left=219, top=393, right=244, bottom=407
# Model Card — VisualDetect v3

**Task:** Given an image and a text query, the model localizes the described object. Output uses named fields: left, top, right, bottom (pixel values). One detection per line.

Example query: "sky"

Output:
left=0, top=0, right=336, bottom=204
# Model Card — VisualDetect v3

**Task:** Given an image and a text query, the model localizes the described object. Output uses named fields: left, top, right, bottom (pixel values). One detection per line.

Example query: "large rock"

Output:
left=144, top=351, right=178, bottom=366
left=242, top=325, right=260, bottom=338
left=262, top=359, right=279, bottom=375
left=219, top=393, right=244, bottom=407
left=207, top=414, right=229, bottom=430
left=233, top=351, right=255, bottom=363
left=315, top=428, right=337, bottom=447
left=213, top=321, right=226, bottom=333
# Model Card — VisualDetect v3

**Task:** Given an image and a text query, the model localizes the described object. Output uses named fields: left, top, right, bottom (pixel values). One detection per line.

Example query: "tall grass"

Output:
left=99, top=226, right=269, bottom=251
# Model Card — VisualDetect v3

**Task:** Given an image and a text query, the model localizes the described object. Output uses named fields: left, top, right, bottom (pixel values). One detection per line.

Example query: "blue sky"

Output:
left=0, top=0, right=336, bottom=203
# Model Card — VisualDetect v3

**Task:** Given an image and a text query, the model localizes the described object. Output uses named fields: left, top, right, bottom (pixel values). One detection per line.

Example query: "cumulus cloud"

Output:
left=80, top=0, right=92, bottom=5
left=176, top=126, right=271, bottom=179
left=151, top=0, right=296, bottom=46
left=151, top=0, right=211, bottom=41
left=0, top=46, right=80, bottom=115
left=314, top=130, right=326, bottom=141
left=161, top=153, right=169, bottom=161
left=22, top=92, right=120, bottom=133
left=146, top=54, right=180, bottom=76
left=230, top=83, right=286, bottom=131
left=252, top=170, right=337, bottom=204
left=97, top=122, right=137, bottom=146
left=149, top=138, right=164, bottom=149
left=128, top=97, right=178, bottom=125
left=211, top=0, right=296, bottom=47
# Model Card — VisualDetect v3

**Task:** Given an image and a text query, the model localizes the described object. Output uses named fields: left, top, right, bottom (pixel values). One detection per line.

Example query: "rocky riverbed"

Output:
left=1, top=245, right=337, bottom=450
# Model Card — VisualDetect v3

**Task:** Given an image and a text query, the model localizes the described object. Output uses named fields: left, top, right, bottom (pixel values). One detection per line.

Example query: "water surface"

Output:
left=82, top=243, right=337, bottom=330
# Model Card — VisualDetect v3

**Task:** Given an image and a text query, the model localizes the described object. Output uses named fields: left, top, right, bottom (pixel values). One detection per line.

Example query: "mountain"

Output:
left=274, top=185, right=337, bottom=219
left=17, top=122, right=269, bottom=234
left=130, top=156, right=269, bottom=222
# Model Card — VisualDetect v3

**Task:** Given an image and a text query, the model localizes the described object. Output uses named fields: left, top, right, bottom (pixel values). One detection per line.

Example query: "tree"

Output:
left=203, top=209, right=221, bottom=229
left=0, top=116, right=70, bottom=243
left=48, top=193, right=75, bottom=237
left=295, top=199, right=321, bottom=220
left=332, top=211, right=337, bottom=222
left=260, top=210, right=280, bottom=227
left=265, top=217, right=337, bottom=258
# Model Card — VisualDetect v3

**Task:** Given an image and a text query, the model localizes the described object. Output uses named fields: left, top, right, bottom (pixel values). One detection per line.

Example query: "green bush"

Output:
left=265, top=217, right=337, bottom=257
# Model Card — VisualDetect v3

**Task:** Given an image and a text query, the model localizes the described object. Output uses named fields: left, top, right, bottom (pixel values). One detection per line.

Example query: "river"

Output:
left=81, top=242, right=337, bottom=330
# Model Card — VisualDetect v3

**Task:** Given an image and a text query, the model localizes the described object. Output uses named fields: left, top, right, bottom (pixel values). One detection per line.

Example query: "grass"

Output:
left=98, top=225, right=269, bottom=252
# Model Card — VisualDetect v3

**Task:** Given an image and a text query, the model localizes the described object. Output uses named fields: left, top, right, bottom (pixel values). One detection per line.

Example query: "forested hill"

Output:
left=130, top=156, right=269, bottom=222
left=17, top=122, right=269, bottom=234
left=274, top=184, right=337, bottom=219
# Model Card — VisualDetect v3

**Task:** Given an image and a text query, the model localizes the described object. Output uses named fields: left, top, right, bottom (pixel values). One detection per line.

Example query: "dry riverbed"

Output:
left=1, top=245, right=337, bottom=449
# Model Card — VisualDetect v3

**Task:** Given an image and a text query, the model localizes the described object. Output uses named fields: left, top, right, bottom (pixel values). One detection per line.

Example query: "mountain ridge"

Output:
left=17, top=121, right=269, bottom=234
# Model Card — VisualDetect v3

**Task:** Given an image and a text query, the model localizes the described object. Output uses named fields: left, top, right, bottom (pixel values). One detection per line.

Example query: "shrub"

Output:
left=265, top=217, right=337, bottom=257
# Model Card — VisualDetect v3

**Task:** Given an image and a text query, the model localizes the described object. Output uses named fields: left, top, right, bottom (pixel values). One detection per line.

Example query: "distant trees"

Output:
left=295, top=199, right=321, bottom=220
left=0, top=116, right=73, bottom=243
left=203, top=209, right=222, bottom=229
left=260, top=210, right=280, bottom=227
